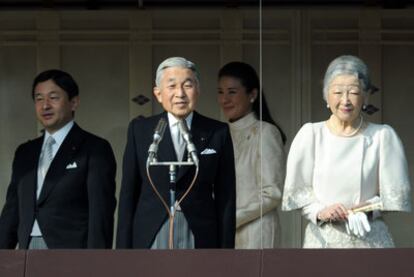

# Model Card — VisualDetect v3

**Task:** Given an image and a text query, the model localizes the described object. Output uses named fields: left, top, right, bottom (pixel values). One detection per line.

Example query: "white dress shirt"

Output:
left=168, top=112, right=193, bottom=161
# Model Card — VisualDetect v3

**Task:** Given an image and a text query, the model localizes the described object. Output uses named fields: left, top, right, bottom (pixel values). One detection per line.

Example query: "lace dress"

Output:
left=282, top=121, right=411, bottom=248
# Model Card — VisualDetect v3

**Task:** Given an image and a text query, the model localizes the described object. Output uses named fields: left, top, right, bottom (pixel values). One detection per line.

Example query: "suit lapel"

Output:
left=156, top=113, right=178, bottom=163
left=146, top=113, right=177, bottom=203
left=27, top=137, right=44, bottom=205
left=37, top=123, right=85, bottom=205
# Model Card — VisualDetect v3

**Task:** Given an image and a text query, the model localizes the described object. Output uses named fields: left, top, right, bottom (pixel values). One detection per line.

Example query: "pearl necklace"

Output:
left=329, top=116, right=364, bottom=137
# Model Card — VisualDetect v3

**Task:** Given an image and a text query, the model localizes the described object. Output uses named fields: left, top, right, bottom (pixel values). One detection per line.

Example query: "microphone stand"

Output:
left=146, top=118, right=199, bottom=249
left=147, top=158, right=198, bottom=249
left=148, top=160, right=195, bottom=214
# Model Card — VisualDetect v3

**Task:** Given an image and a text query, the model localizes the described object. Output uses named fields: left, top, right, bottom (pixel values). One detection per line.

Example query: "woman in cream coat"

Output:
left=217, top=62, right=286, bottom=248
left=282, top=55, right=411, bottom=248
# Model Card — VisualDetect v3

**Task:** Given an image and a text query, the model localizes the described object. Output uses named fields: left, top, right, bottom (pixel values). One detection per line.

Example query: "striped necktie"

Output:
left=174, top=122, right=185, bottom=161
left=37, top=136, right=56, bottom=198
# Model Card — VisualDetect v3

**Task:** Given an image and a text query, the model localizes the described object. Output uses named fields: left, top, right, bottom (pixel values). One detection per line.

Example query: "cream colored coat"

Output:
left=229, top=113, right=285, bottom=249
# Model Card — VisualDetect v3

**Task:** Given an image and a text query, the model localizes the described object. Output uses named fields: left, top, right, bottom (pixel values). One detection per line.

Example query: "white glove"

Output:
left=346, top=212, right=371, bottom=238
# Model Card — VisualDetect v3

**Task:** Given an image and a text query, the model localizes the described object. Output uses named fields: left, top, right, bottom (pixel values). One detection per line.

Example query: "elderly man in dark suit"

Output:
left=116, top=57, right=236, bottom=249
left=0, top=69, right=116, bottom=249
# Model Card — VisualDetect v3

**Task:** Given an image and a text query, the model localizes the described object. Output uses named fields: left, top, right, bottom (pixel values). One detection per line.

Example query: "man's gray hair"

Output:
left=155, top=57, right=200, bottom=87
left=323, top=55, right=372, bottom=101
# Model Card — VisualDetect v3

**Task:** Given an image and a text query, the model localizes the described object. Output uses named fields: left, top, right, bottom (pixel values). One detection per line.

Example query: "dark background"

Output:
left=0, top=0, right=413, bottom=9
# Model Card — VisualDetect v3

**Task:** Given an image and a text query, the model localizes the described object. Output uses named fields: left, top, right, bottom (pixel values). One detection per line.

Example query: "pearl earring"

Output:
left=362, top=104, right=367, bottom=110
left=326, top=104, right=330, bottom=108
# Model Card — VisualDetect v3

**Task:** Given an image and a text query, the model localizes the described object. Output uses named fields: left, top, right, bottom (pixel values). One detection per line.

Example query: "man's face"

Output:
left=34, top=79, right=79, bottom=134
left=153, top=67, right=199, bottom=119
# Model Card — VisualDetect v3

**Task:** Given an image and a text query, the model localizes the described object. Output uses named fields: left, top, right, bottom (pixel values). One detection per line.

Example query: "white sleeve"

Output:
left=282, top=123, right=319, bottom=211
left=379, top=125, right=411, bottom=212
left=236, top=124, right=284, bottom=228
left=302, top=202, right=325, bottom=225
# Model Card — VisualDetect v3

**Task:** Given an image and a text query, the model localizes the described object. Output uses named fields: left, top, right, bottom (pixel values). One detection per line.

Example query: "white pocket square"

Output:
left=200, top=148, right=217, bottom=155
left=66, top=162, right=78, bottom=169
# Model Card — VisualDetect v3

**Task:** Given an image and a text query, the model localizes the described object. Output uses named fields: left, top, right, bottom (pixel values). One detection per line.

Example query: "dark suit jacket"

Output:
left=0, top=123, right=116, bottom=249
left=116, top=112, right=236, bottom=248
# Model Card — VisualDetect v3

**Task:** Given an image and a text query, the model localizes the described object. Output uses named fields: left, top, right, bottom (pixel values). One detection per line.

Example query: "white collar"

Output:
left=229, top=112, right=257, bottom=130
left=167, top=112, right=193, bottom=130
left=44, top=120, right=74, bottom=148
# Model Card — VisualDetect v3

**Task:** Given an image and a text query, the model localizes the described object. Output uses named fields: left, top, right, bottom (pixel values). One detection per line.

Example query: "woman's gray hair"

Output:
left=155, top=57, right=200, bottom=87
left=323, top=55, right=373, bottom=101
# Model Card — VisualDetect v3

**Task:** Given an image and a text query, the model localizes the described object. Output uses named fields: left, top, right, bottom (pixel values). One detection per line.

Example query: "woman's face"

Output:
left=218, top=76, right=256, bottom=122
left=327, top=74, right=365, bottom=124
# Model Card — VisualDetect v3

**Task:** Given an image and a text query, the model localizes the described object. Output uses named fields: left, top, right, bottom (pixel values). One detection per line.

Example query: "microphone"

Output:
left=148, top=118, right=167, bottom=163
left=178, top=119, right=199, bottom=167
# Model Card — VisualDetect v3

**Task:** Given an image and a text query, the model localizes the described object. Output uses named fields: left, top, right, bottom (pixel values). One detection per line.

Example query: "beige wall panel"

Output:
left=0, top=46, right=37, bottom=209
left=60, top=11, right=130, bottom=30
left=152, top=9, right=221, bottom=30
left=61, top=45, right=130, bottom=196
left=0, top=11, right=36, bottom=31
left=259, top=45, right=292, bottom=140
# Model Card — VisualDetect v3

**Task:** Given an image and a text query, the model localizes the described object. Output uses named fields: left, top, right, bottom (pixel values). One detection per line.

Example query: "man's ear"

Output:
left=70, top=96, right=80, bottom=111
left=153, top=87, right=162, bottom=103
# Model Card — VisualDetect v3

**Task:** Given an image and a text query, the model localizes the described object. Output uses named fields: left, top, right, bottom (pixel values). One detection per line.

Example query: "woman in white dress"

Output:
left=217, top=61, right=286, bottom=248
left=282, top=55, right=411, bottom=248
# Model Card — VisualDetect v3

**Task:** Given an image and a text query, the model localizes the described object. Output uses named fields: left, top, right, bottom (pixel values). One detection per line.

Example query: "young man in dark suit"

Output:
left=117, top=57, right=236, bottom=249
left=0, top=69, right=117, bottom=249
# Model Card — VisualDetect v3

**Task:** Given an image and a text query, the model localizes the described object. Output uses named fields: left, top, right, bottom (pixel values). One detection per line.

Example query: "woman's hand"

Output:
left=317, top=203, right=348, bottom=222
